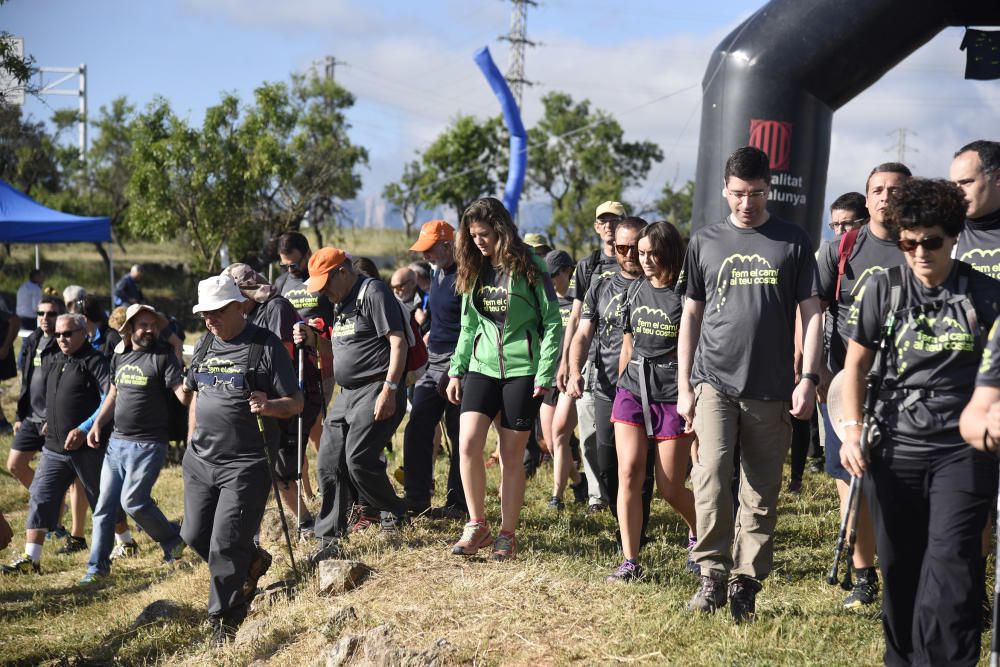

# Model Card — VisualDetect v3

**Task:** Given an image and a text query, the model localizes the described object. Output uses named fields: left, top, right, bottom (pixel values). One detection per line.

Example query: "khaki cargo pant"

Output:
left=691, top=383, right=791, bottom=580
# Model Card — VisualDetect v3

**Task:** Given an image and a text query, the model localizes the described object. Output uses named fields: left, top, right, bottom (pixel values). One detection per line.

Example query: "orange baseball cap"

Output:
left=306, top=247, right=349, bottom=293
left=409, top=220, right=455, bottom=252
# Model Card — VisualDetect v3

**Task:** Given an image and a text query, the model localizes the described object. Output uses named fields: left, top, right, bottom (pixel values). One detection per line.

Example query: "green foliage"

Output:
left=529, top=92, right=663, bottom=257
left=126, top=73, right=367, bottom=271
left=655, top=179, right=695, bottom=238
left=384, top=114, right=507, bottom=224
left=0, top=25, right=35, bottom=95
left=0, top=103, right=60, bottom=195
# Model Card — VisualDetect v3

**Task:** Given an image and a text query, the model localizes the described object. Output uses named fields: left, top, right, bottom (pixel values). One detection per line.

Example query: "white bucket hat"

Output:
left=192, top=275, right=247, bottom=314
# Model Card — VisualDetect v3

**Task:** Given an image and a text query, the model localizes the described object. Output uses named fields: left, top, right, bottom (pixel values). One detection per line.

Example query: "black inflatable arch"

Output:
left=691, top=0, right=1000, bottom=246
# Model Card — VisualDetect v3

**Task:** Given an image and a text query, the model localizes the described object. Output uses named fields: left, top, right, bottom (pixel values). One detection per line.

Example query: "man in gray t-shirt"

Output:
left=678, top=146, right=822, bottom=622
left=295, top=247, right=410, bottom=544
left=181, top=276, right=302, bottom=643
left=950, top=140, right=1000, bottom=281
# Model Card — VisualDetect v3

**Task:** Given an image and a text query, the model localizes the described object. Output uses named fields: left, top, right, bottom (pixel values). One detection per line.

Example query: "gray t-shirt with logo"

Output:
left=817, top=225, right=904, bottom=372
left=852, top=262, right=1000, bottom=451
left=683, top=216, right=819, bottom=400
left=620, top=279, right=683, bottom=403
left=111, top=343, right=183, bottom=442
left=331, top=277, right=406, bottom=387
left=570, top=251, right=619, bottom=365
left=582, top=272, right=636, bottom=400
left=956, top=212, right=1000, bottom=281
left=185, top=324, right=299, bottom=465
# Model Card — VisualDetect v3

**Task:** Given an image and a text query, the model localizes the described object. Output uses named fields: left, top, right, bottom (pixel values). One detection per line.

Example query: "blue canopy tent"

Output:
left=0, top=178, right=115, bottom=299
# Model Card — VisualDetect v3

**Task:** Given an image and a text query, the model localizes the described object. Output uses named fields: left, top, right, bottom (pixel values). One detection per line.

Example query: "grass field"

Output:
left=0, top=350, right=925, bottom=667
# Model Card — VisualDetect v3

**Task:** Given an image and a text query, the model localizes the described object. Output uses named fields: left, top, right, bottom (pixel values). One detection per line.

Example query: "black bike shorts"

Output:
left=460, top=372, right=543, bottom=432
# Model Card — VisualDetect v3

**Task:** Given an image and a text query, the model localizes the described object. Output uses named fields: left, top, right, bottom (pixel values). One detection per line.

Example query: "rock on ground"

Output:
left=324, top=625, right=451, bottom=667
left=318, top=560, right=372, bottom=596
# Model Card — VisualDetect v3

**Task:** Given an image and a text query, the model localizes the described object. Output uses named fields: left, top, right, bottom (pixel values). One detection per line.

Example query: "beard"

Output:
left=133, top=332, right=155, bottom=349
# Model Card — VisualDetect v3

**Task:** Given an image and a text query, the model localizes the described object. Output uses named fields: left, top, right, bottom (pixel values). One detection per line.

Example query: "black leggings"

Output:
left=460, top=372, right=542, bottom=432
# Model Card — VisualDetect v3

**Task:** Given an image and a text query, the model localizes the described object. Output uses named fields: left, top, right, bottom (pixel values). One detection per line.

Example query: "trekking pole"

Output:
left=296, top=344, right=306, bottom=538
left=257, top=414, right=299, bottom=580
left=991, top=462, right=1000, bottom=667
left=827, top=474, right=859, bottom=587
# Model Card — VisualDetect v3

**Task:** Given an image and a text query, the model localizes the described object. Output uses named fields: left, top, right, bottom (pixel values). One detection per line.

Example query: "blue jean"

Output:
left=87, top=437, right=182, bottom=574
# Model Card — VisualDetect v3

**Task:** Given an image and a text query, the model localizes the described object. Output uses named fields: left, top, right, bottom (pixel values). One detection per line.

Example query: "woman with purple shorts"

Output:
left=607, top=221, right=697, bottom=582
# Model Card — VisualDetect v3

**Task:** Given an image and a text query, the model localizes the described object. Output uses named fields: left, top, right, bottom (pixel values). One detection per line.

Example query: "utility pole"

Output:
left=886, top=127, right=918, bottom=167
left=498, top=0, right=537, bottom=108
left=324, top=55, right=338, bottom=83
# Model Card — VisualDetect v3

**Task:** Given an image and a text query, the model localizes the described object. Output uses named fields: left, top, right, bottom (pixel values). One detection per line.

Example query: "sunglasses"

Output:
left=615, top=244, right=639, bottom=257
left=279, top=262, right=299, bottom=270
left=897, top=236, right=945, bottom=253
left=36, top=310, right=57, bottom=318
left=54, top=329, right=81, bottom=339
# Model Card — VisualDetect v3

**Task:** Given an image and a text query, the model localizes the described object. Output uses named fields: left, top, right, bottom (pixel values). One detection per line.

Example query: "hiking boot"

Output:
left=348, top=510, right=380, bottom=534
left=685, top=535, right=700, bottom=575
left=451, top=521, right=493, bottom=556
left=808, top=458, right=824, bottom=474
left=687, top=573, right=727, bottom=613
left=490, top=531, right=517, bottom=562
left=843, top=568, right=879, bottom=609
left=241, top=546, right=272, bottom=600
left=56, top=536, right=87, bottom=555
left=570, top=478, right=589, bottom=504
left=164, top=540, right=186, bottom=564
left=787, top=479, right=802, bottom=494
left=309, top=538, right=342, bottom=566
left=49, top=525, right=69, bottom=540
left=380, top=513, right=409, bottom=535
left=110, top=540, right=139, bottom=561
left=297, top=516, right=315, bottom=540
left=1, top=555, right=40, bottom=575
left=729, top=575, right=762, bottom=623
left=547, top=496, right=564, bottom=511
left=586, top=501, right=607, bottom=515
left=78, top=571, right=108, bottom=585
left=606, top=559, right=643, bottom=582
left=209, top=616, right=238, bottom=647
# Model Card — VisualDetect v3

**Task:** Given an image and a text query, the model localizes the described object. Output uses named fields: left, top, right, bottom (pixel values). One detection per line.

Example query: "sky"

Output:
left=4, top=0, right=998, bottom=235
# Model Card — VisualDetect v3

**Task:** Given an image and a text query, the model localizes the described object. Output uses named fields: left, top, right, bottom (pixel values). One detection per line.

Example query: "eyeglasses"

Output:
left=897, top=236, right=946, bottom=253
left=829, top=219, right=865, bottom=232
left=728, top=190, right=767, bottom=200
left=596, top=217, right=623, bottom=227
left=615, top=244, right=639, bottom=257
left=54, top=329, right=81, bottom=339
left=36, top=311, right=57, bottom=318
left=279, top=262, right=299, bottom=271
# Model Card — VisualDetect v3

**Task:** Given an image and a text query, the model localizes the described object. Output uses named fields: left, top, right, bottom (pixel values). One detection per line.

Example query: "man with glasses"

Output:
left=558, top=201, right=627, bottom=514
left=78, top=305, right=188, bottom=584
left=567, top=217, right=654, bottom=547
left=951, top=140, right=1000, bottom=280
left=8, top=297, right=62, bottom=495
left=815, top=164, right=910, bottom=609
left=828, top=192, right=867, bottom=238
left=2, top=314, right=110, bottom=575
left=678, top=146, right=822, bottom=622
left=182, top=275, right=302, bottom=644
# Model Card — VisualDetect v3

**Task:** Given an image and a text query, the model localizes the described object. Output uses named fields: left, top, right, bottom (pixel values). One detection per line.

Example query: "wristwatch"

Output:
left=800, top=372, right=820, bottom=385
left=384, top=380, right=399, bottom=391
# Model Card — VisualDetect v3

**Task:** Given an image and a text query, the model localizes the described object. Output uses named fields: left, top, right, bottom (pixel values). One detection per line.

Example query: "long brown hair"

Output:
left=638, top=221, right=685, bottom=287
left=455, top=197, right=541, bottom=294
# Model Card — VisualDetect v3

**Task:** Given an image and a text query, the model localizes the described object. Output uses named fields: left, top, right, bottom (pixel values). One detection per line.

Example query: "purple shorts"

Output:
left=610, top=387, right=685, bottom=441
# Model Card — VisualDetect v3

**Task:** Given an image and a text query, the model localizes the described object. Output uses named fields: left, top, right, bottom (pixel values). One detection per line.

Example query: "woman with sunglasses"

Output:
left=446, top=197, right=562, bottom=561
left=840, top=178, right=1000, bottom=666
left=605, top=221, right=697, bottom=581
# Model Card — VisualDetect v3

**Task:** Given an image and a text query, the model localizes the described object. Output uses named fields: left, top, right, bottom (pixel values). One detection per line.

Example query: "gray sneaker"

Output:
left=728, top=575, right=762, bottom=623
left=687, top=573, right=727, bottom=613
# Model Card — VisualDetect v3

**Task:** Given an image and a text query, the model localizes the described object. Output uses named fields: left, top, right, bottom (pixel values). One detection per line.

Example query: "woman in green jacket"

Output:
left=446, top=197, right=563, bottom=561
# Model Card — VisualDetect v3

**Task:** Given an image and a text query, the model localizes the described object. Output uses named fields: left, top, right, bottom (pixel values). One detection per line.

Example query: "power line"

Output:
left=886, top=127, right=918, bottom=166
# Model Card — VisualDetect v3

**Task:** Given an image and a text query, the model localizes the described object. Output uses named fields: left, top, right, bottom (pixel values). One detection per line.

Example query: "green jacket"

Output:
left=449, top=255, right=563, bottom=387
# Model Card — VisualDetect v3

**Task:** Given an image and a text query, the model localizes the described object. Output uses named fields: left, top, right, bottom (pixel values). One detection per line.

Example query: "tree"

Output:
left=654, top=179, right=695, bottom=238
left=0, top=103, right=60, bottom=196
left=383, top=159, right=427, bottom=237
left=526, top=92, right=662, bottom=257
left=417, top=114, right=507, bottom=217
left=126, top=73, right=369, bottom=270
